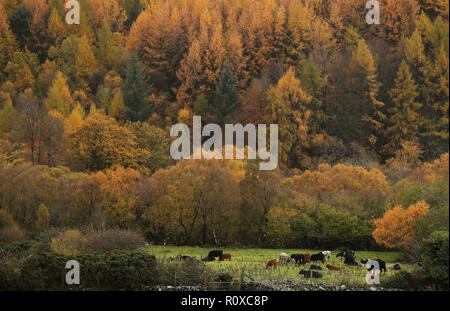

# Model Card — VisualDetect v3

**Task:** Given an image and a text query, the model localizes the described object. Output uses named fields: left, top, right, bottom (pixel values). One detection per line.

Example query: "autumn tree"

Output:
left=176, top=11, right=225, bottom=105
left=67, top=111, right=150, bottom=172
left=0, top=2, right=18, bottom=82
left=373, top=200, right=430, bottom=249
left=127, top=2, right=186, bottom=93
left=266, top=67, right=311, bottom=167
left=383, top=60, right=421, bottom=155
left=35, top=203, right=50, bottom=232
left=45, top=71, right=74, bottom=116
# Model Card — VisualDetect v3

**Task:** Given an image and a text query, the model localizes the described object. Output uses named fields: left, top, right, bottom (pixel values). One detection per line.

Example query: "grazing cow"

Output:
left=361, top=259, right=387, bottom=274
left=322, top=251, right=331, bottom=260
left=219, top=253, right=232, bottom=261
left=290, top=254, right=306, bottom=265
left=303, top=253, right=311, bottom=262
left=266, top=259, right=277, bottom=269
left=208, top=250, right=223, bottom=259
left=299, top=269, right=323, bottom=278
left=279, top=253, right=291, bottom=265
left=388, top=263, right=401, bottom=271
left=326, top=264, right=341, bottom=271
left=170, top=255, right=194, bottom=261
left=309, top=264, right=322, bottom=270
left=201, top=256, right=215, bottom=262
left=336, top=250, right=355, bottom=258
left=311, top=252, right=326, bottom=263
left=337, top=251, right=357, bottom=266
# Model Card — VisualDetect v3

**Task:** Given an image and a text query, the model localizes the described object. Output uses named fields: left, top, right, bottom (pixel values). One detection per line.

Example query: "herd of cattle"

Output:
left=168, top=250, right=402, bottom=279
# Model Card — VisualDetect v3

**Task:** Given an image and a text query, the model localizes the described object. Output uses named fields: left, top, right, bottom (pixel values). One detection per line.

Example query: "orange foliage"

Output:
left=373, top=201, right=430, bottom=248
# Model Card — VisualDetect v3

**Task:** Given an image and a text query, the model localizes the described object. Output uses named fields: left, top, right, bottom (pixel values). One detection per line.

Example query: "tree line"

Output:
left=0, top=0, right=448, bottom=249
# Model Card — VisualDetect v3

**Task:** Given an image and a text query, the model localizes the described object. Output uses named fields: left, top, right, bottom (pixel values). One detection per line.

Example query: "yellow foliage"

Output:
left=372, top=201, right=430, bottom=249
left=51, top=229, right=86, bottom=255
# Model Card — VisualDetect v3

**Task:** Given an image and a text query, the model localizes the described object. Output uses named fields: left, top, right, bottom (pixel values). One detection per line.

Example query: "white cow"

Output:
left=322, top=251, right=331, bottom=260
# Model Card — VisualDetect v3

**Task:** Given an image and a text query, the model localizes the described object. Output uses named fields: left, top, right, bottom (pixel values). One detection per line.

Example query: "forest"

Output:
left=0, top=0, right=448, bottom=256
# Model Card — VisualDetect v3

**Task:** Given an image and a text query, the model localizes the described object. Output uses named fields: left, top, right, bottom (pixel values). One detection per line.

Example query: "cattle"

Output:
left=388, top=263, right=401, bottom=271
left=337, top=251, right=357, bottom=266
left=309, top=264, right=322, bottom=270
left=266, top=259, right=277, bottom=269
left=311, top=252, right=326, bottom=263
left=208, top=250, right=223, bottom=259
left=326, top=264, right=341, bottom=271
left=170, top=255, right=194, bottom=262
left=322, top=251, right=331, bottom=260
left=219, top=253, right=232, bottom=261
left=303, top=253, right=311, bottom=262
left=336, top=250, right=355, bottom=259
left=299, top=269, right=323, bottom=278
left=290, top=254, right=306, bottom=265
left=201, top=256, right=215, bottom=262
left=279, top=253, right=291, bottom=265
left=361, top=259, right=387, bottom=274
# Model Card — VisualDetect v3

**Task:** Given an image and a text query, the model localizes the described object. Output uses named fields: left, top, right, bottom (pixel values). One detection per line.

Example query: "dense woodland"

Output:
left=0, top=0, right=448, bottom=250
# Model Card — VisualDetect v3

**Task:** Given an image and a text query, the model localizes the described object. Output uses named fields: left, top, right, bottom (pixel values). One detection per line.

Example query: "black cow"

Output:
left=290, top=254, right=306, bottom=265
left=309, top=264, right=322, bottom=270
left=201, top=256, right=215, bottom=262
left=361, top=259, right=387, bottom=274
left=207, top=250, right=223, bottom=259
left=299, top=269, right=323, bottom=278
left=336, top=250, right=357, bottom=266
left=311, top=252, right=325, bottom=263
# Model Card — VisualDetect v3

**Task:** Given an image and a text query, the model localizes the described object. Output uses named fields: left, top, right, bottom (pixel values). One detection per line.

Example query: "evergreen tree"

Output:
left=384, top=60, right=421, bottom=155
left=211, top=62, right=240, bottom=123
left=45, top=71, right=74, bottom=116
left=121, top=53, right=151, bottom=122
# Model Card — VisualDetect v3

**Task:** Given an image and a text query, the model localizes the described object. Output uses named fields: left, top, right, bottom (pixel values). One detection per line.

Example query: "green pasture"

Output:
left=144, top=246, right=413, bottom=286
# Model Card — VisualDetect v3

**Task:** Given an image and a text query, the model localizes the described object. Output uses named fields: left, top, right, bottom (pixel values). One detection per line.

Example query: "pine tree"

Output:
left=0, top=93, right=14, bottom=135
left=96, top=21, right=117, bottom=71
left=0, top=3, right=18, bottom=82
left=65, top=103, right=84, bottom=136
left=75, top=35, right=98, bottom=92
left=45, top=71, right=74, bottom=116
left=211, top=63, right=239, bottom=123
left=121, top=53, right=150, bottom=122
left=109, top=88, right=126, bottom=121
left=384, top=60, right=421, bottom=155
left=352, top=39, right=385, bottom=146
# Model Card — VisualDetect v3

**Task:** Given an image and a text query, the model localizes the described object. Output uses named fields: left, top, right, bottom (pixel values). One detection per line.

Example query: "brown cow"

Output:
left=303, top=253, right=311, bottom=262
left=220, top=253, right=232, bottom=261
left=326, top=264, right=341, bottom=271
left=266, top=259, right=277, bottom=269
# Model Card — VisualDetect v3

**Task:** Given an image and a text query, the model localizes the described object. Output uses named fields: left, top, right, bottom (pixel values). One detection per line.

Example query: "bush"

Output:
left=0, top=225, right=27, bottom=245
left=420, top=231, right=449, bottom=289
left=382, top=270, right=432, bottom=290
left=16, top=250, right=157, bottom=290
left=156, top=258, right=218, bottom=288
left=51, top=229, right=86, bottom=255
left=83, top=229, right=145, bottom=252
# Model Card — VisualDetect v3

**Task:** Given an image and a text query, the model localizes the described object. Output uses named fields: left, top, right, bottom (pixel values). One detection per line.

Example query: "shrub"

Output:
left=18, top=250, right=157, bottom=290
left=382, top=270, right=431, bottom=290
left=420, top=231, right=449, bottom=289
left=156, top=258, right=218, bottom=288
left=51, top=229, right=86, bottom=255
left=0, top=225, right=27, bottom=245
left=83, top=229, right=145, bottom=252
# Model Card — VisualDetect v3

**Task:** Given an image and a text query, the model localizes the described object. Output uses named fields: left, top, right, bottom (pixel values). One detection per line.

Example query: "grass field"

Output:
left=144, top=246, right=412, bottom=287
